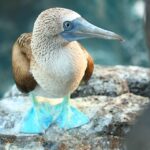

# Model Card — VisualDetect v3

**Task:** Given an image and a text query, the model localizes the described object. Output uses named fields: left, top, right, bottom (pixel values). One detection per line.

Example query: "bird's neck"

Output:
left=32, top=33, right=60, bottom=52
left=31, top=33, right=73, bottom=71
left=31, top=33, right=61, bottom=60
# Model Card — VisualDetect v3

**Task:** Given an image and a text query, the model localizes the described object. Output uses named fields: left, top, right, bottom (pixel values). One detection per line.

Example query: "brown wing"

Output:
left=12, top=33, right=37, bottom=93
left=78, top=43, right=94, bottom=82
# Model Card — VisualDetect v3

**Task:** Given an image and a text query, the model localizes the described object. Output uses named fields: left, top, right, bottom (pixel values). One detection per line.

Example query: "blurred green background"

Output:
left=0, top=0, right=149, bottom=97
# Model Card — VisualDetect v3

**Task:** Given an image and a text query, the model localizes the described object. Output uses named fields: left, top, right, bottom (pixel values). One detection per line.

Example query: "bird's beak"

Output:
left=61, top=17, right=123, bottom=41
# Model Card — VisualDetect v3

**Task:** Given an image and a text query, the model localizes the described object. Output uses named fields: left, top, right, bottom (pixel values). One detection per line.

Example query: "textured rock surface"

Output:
left=1, top=65, right=150, bottom=150
left=72, top=65, right=150, bottom=98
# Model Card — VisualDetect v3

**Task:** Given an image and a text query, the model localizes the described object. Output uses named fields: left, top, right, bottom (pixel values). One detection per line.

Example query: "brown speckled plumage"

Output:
left=12, top=32, right=94, bottom=94
left=12, top=33, right=37, bottom=93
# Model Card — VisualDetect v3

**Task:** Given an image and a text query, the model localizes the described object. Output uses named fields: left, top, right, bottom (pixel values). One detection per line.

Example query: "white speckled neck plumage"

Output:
left=30, top=8, right=87, bottom=98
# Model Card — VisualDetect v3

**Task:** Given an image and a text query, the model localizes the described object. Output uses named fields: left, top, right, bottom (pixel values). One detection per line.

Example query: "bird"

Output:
left=12, top=7, right=123, bottom=134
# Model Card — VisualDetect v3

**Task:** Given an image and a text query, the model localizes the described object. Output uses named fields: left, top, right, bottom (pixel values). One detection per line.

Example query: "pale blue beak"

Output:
left=60, top=17, right=123, bottom=41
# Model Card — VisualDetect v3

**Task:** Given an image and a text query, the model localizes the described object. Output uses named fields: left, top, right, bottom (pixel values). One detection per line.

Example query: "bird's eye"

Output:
left=63, top=21, right=73, bottom=31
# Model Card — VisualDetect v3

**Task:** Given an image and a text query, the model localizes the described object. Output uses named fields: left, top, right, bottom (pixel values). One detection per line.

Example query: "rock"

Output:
left=72, top=65, right=150, bottom=98
left=126, top=103, right=150, bottom=150
left=0, top=65, right=150, bottom=150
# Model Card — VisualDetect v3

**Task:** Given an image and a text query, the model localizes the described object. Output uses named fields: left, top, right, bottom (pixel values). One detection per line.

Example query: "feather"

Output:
left=78, top=43, right=94, bottom=82
left=12, top=33, right=37, bottom=93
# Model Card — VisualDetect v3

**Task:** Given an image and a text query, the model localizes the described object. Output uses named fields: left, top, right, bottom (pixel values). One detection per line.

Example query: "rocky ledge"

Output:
left=0, top=65, right=150, bottom=150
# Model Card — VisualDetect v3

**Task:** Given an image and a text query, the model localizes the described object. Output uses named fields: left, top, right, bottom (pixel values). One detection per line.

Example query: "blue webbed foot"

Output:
left=53, top=95, right=89, bottom=129
left=20, top=94, right=53, bottom=134
left=20, top=94, right=89, bottom=133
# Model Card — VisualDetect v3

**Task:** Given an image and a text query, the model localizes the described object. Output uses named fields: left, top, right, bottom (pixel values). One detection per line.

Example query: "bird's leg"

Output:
left=20, top=93, right=53, bottom=134
left=54, top=94, right=89, bottom=129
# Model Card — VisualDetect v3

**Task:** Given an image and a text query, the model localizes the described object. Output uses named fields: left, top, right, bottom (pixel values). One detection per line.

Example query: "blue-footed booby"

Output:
left=12, top=8, right=123, bottom=133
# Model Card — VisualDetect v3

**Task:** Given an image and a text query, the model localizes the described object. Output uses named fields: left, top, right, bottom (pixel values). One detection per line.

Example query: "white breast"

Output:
left=30, top=42, right=87, bottom=98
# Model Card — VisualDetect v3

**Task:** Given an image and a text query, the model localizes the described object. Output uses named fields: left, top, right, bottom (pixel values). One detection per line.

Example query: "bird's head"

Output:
left=33, top=7, right=123, bottom=44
